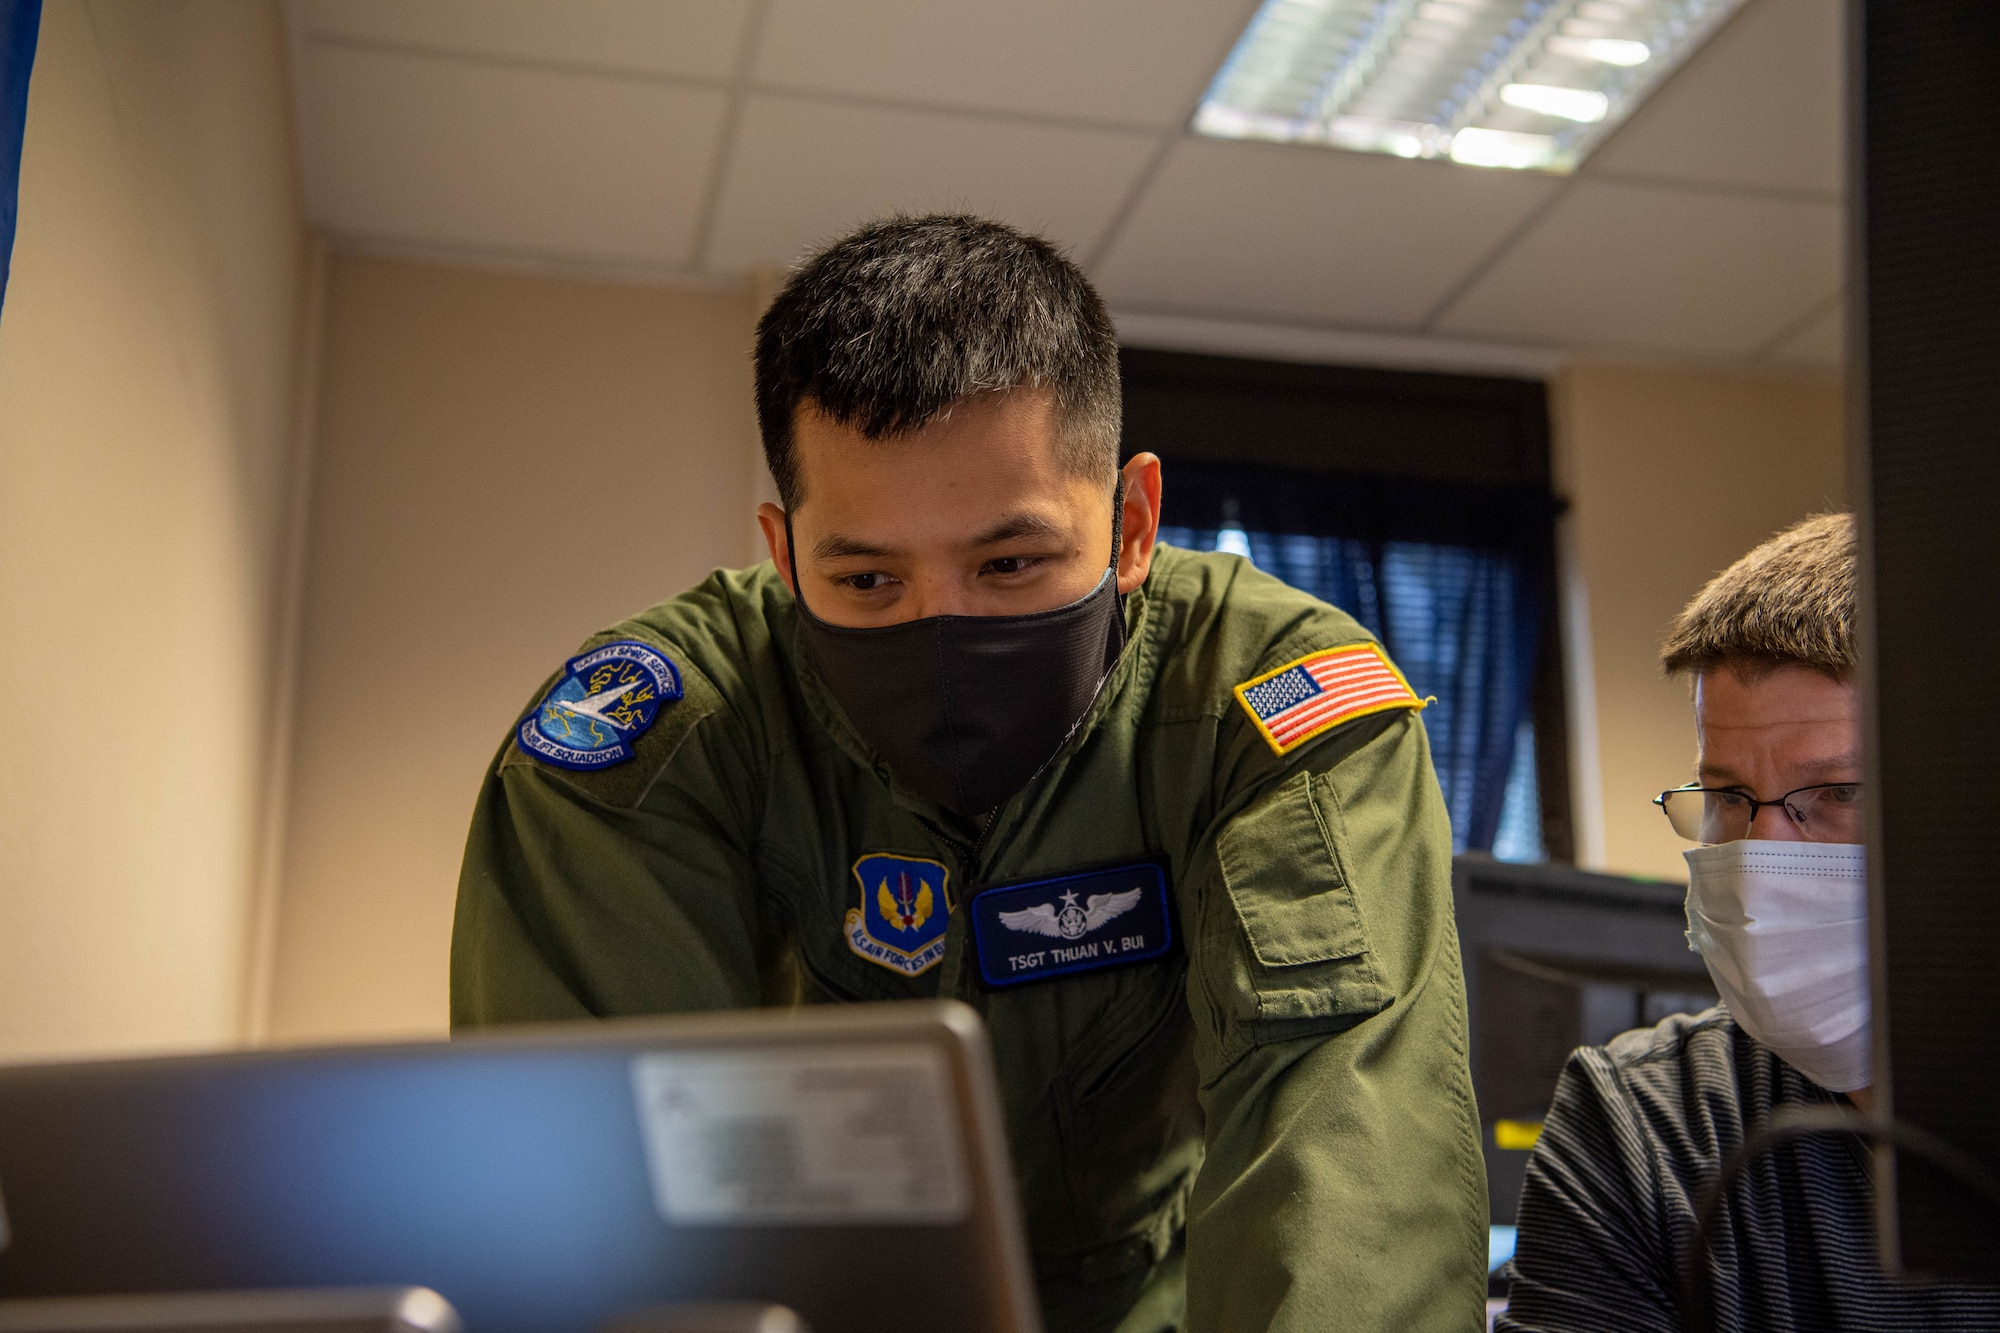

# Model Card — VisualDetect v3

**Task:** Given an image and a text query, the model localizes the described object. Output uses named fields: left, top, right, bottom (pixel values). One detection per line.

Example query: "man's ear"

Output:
left=1116, top=453, right=1163, bottom=595
left=757, top=502, right=795, bottom=594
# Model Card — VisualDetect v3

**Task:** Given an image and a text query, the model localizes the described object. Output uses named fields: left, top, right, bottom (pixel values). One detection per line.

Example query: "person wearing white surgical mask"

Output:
left=1499, top=514, right=2000, bottom=1333
left=1665, top=668, right=1871, bottom=1099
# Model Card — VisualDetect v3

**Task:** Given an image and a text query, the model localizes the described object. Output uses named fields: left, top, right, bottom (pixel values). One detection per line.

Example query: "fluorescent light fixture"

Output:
left=1450, top=126, right=1560, bottom=169
left=1499, top=82, right=1609, bottom=122
left=1195, top=0, right=1751, bottom=172
left=1546, top=35, right=1653, bottom=65
left=1456, top=126, right=1560, bottom=170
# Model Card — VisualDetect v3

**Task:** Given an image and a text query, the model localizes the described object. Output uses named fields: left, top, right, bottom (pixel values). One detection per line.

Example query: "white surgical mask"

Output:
left=1683, top=839, right=1871, bottom=1092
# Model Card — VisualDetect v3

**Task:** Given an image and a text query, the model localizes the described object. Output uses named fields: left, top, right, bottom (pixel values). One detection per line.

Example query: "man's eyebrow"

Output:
left=810, top=512, right=1071, bottom=562
left=812, top=533, right=901, bottom=562
left=1696, top=753, right=1863, bottom=785
left=968, top=512, right=1071, bottom=547
left=1793, top=753, right=1863, bottom=776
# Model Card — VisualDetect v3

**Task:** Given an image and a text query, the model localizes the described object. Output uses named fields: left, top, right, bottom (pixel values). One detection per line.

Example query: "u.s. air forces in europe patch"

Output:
left=517, top=639, right=682, bottom=770
left=846, top=854, right=953, bottom=977
left=1233, top=642, right=1423, bottom=756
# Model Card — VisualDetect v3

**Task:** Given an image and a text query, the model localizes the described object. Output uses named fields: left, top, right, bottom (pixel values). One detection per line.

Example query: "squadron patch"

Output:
left=1233, top=643, right=1424, bottom=756
left=970, top=863, right=1172, bottom=988
left=846, top=854, right=953, bottom=977
left=517, top=639, right=682, bottom=771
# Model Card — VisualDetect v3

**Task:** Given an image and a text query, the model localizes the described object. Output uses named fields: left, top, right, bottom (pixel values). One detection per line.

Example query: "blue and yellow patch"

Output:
left=517, top=639, right=681, bottom=771
left=846, top=854, right=954, bottom=977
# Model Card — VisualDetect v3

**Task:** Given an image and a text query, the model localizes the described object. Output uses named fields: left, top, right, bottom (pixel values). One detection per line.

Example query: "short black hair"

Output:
left=753, top=214, right=1121, bottom=510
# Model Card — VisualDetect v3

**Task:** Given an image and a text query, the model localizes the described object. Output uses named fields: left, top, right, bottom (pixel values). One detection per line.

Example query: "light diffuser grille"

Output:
left=1195, top=0, right=1750, bottom=172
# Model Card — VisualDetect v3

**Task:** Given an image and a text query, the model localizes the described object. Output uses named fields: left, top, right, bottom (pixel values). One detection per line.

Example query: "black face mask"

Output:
left=788, top=497, right=1126, bottom=818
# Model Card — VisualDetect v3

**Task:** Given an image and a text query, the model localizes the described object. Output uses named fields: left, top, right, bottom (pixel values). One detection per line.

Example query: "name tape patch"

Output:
left=1233, top=643, right=1423, bottom=756
left=517, top=639, right=682, bottom=771
left=970, top=863, right=1172, bottom=988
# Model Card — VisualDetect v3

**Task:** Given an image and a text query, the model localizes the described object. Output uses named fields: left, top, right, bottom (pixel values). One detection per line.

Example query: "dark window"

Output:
left=1123, top=349, right=1570, bottom=861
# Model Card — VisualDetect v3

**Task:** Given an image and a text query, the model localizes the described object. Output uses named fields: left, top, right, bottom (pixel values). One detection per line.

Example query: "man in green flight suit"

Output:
left=454, top=214, right=1488, bottom=1332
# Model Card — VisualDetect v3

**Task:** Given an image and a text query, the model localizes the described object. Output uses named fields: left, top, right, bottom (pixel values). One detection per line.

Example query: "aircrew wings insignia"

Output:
left=997, top=887, right=1143, bottom=941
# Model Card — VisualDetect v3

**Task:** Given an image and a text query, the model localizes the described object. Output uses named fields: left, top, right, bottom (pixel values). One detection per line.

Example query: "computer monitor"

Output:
left=1854, top=0, right=2000, bottom=1284
left=1452, top=856, right=1715, bottom=1229
left=0, top=1001, right=1040, bottom=1333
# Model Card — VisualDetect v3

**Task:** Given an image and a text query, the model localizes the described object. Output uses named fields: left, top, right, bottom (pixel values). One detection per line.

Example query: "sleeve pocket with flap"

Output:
left=1215, top=767, right=1395, bottom=1036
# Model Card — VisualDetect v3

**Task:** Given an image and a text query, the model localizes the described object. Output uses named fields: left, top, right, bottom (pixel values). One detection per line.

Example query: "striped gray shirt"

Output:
left=1498, top=1008, right=2000, bottom=1333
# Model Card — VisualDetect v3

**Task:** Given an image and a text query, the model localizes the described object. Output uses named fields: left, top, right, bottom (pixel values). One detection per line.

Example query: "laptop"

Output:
left=0, top=1001, right=1039, bottom=1333
left=0, top=1285, right=461, bottom=1332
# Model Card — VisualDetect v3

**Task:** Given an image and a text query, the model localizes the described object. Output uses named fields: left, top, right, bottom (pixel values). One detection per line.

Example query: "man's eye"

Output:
left=840, top=573, right=891, bottom=591
left=983, top=557, right=1035, bottom=576
left=1712, top=790, right=1753, bottom=808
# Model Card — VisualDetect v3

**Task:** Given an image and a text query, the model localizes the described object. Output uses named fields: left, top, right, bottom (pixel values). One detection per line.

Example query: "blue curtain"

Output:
left=0, top=0, right=40, bottom=318
left=1153, top=458, right=1557, bottom=857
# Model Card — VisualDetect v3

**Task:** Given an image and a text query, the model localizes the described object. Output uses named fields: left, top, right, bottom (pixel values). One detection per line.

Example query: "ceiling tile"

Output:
left=753, top=0, right=1259, bottom=129
left=1768, top=298, right=1844, bottom=366
left=1093, top=139, right=1563, bottom=328
left=1435, top=180, right=1842, bottom=356
left=1585, top=0, right=1843, bottom=197
left=293, top=0, right=753, bottom=82
left=703, top=95, right=1159, bottom=273
left=298, top=44, right=727, bottom=266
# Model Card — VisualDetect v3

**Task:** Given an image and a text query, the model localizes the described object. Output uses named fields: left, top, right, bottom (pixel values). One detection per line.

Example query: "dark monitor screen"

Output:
left=1452, top=856, right=1714, bottom=1227
left=1856, top=0, right=2000, bottom=1284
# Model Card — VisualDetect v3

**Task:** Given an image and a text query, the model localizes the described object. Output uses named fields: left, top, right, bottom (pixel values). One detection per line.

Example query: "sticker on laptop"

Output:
left=630, top=1043, right=969, bottom=1225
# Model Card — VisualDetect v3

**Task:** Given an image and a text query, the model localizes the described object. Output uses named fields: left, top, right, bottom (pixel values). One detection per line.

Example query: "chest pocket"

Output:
left=1214, top=767, right=1394, bottom=1042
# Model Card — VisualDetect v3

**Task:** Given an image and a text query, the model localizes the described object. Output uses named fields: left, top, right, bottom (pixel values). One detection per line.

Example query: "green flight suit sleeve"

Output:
left=1182, top=706, right=1489, bottom=1332
left=451, top=645, right=768, bottom=1025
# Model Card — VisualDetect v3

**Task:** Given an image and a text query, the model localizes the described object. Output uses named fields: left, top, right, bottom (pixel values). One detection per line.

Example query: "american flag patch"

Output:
left=1233, top=643, right=1423, bottom=755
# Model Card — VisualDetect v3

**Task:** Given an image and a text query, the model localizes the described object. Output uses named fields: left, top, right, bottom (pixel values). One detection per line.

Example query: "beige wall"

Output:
left=1554, top=362, right=1848, bottom=884
left=0, top=1, right=312, bottom=1059
left=266, top=256, right=761, bottom=1043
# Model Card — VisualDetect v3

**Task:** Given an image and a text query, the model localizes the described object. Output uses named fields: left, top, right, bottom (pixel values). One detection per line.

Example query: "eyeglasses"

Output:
left=1653, top=782, right=1865, bottom=844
